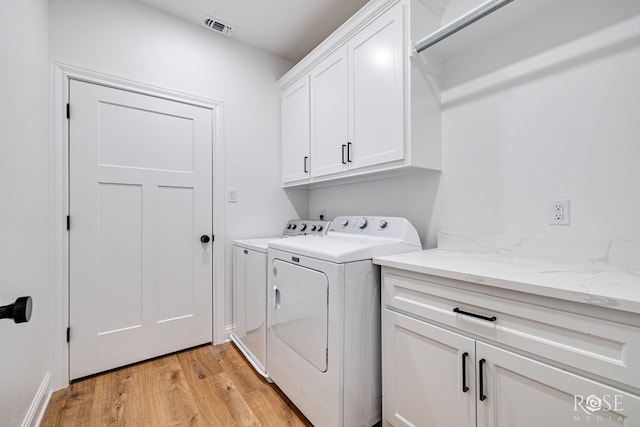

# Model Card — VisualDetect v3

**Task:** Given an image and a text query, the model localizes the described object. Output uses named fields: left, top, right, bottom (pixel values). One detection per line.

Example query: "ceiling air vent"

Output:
left=201, top=16, right=235, bottom=37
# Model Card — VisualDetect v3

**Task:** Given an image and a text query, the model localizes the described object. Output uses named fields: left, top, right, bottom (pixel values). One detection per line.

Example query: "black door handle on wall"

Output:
left=479, top=358, right=487, bottom=401
left=0, top=296, right=33, bottom=323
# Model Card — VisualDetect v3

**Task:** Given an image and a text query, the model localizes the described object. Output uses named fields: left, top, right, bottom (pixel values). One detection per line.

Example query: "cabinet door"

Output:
left=383, top=309, right=476, bottom=427
left=476, top=342, right=640, bottom=427
left=348, top=3, right=405, bottom=171
left=311, top=47, right=349, bottom=178
left=281, top=76, right=310, bottom=184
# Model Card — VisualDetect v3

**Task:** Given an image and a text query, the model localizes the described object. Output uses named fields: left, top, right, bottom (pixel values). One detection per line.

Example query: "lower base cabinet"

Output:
left=382, top=275, right=640, bottom=427
left=383, top=310, right=475, bottom=427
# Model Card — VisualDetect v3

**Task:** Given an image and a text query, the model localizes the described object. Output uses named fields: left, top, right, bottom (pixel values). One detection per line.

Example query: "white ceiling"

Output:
left=134, top=0, right=370, bottom=63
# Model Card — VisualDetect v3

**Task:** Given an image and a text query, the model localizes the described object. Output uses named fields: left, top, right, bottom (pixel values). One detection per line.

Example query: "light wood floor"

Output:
left=42, top=343, right=312, bottom=426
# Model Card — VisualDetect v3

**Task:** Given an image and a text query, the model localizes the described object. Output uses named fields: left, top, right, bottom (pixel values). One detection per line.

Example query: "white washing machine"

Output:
left=267, top=216, right=422, bottom=427
left=231, top=219, right=330, bottom=379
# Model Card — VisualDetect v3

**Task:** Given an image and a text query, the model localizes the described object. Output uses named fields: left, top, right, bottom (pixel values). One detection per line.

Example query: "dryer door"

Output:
left=272, top=259, right=328, bottom=372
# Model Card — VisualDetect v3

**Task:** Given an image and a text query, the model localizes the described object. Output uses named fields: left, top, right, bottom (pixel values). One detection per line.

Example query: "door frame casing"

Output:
left=50, top=62, right=226, bottom=388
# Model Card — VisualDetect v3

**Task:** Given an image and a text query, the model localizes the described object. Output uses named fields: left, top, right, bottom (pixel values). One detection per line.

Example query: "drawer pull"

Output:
left=479, top=358, right=487, bottom=401
left=453, top=307, right=497, bottom=323
left=461, top=352, right=469, bottom=393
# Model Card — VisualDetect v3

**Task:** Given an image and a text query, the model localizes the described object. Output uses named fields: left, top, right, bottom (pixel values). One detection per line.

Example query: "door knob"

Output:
left=0, top=296, right=33, bottom=323
left=200, top=235, right=211, bottom=243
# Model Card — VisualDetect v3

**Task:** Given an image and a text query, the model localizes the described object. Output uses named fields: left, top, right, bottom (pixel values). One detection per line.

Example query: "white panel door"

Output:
left=349, top=3, right=405, bottom=171
left=281, top=76, right=311, bottom=184
left=311, top=46, right=349, bottom=178
left=69, top=79, right=213, bottom=380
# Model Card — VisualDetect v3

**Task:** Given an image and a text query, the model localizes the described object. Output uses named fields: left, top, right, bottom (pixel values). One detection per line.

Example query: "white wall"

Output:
left=49, top=0, right=307, bottom=354
left=0, top=0, right=52, bottom=425
left=310, top=1, right=640, bottom=248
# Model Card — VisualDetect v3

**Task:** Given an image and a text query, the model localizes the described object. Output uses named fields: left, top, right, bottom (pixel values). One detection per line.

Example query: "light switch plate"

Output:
left=228, top=188, right=237, bottom=203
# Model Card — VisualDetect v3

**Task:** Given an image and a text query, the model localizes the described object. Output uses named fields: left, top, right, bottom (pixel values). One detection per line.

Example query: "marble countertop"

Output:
left=373, top=248, right=640, bottom=314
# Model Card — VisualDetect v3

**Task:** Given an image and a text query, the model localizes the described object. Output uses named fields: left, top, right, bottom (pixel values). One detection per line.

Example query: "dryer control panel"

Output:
left=283, top=220, right=331, bottom=237
left=329, top=216, right=422, bottom=247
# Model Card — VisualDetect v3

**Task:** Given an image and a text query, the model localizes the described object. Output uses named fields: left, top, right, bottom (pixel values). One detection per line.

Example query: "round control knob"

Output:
left=300, top=224, right=307, bottom=232
left=317, top=225, right=323, bottom=232
left=287, top=224, right=292, bottom=229
left=310, top=225, right=317, bottom=231
left=379, top=220, right=388, bottom=229
left=356, top=217, right=368, bottom=229
left=291, top=224, right=297, bottom=230
left=200, top=235, right=210, bottom=243
left=342, top=219, right=349, bottom=227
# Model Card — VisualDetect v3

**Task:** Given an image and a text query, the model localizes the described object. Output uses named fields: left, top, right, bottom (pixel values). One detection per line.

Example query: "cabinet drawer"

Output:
left=383, top=270, right=640, bottom=391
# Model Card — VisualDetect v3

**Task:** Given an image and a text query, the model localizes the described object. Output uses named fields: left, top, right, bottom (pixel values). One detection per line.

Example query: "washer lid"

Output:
left=268, top=235, right=421, bottom=263
left=233, top=237, right=280, bottom=253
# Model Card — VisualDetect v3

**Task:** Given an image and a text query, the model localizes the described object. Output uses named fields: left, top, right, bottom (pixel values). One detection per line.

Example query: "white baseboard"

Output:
left=22, top=372, right=52, bottom=427
left=224, top=323, right=236, bottom=342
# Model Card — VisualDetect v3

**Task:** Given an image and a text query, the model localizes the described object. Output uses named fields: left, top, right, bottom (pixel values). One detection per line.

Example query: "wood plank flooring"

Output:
left=42, top=343, right=312, bottom=426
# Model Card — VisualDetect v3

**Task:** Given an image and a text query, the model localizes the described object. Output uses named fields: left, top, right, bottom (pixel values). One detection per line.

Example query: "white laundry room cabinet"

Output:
left=279, top=0, right=442, bottom=188
left=376, top=264, right=640, bottom=427
left=280, top=76, right=311, bottom=185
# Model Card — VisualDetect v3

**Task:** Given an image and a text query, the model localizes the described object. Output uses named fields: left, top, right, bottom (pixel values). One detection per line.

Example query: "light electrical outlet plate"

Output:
left=549, top=200, right=570, bottom=225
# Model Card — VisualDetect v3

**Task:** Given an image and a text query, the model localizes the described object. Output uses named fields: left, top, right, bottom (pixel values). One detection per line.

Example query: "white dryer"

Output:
left=267, top=216, right=422, bottom=427
left=231, top=220, right=330, bottom=379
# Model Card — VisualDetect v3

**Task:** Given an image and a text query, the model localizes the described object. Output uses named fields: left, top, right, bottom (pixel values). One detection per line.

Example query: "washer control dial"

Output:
left=342, top=219, right=349, bottom=227
left=356, top=217, right=368, bottom=229
left=379, top=220, right=388, bottom=229
left=300, top=224, right=307, bottom=232
left=310, top=225, right=317, bottom=231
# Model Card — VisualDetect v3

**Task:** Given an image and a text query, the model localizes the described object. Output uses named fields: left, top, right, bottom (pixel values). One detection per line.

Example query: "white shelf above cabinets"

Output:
left=278, top=0, right=442, bottom=189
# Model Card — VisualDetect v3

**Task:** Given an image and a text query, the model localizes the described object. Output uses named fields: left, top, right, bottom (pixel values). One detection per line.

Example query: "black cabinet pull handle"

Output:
left=453, top=307, right=497, bottom=322
left=461, top=352, right=469, bottom=393
left=304, top=156, right=309, bottom=173
left=479, top=358, right=487, bottom=401
left=347, top=142, right=353, bottom=163
left=341, top=144, right=347, bottom=164
left=243, top=249, right=248, bottom=254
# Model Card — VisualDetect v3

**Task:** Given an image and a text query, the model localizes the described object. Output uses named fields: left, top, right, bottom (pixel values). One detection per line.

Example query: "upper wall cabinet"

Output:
left=281, top=76, right=311, bottom=185
left=279, top=0, right=443, bottom=188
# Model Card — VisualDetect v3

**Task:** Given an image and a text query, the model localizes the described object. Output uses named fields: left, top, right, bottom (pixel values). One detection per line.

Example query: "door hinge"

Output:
left=66, top=327, right=70, bottom=342
left=66, top=215, right=70, bottom=231
left=66, top=103, right=70, bottom=119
